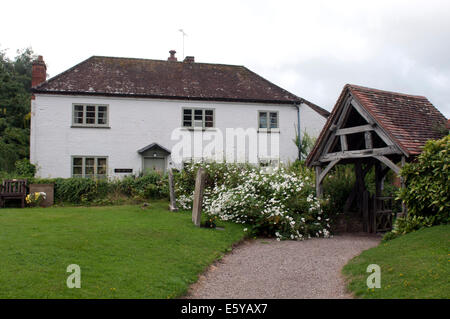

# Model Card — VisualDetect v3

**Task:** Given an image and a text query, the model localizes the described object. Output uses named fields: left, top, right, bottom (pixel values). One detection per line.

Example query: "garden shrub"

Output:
left=382, top=215, right=435, bottom=242
left=28, top=172, right=169, bottom=205
left=398, top=135, right=449, bottom=223
left=175, top=162, right=331, bottom=240
left=119, top=172, right=169, bottom=199
left=53, top=178, right=110, bottom=204
left=14, top=158, right=36, bottom=178
left=321, top=165, right=355, bottom=218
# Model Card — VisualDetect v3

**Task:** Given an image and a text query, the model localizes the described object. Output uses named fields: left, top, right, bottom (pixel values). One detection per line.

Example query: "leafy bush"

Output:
left=29, top=172, right=169, bottom=205
left=382, top=215, right=435, bottom=242
left=14, top=158, right=36, bottom=177
left=321, top=165, right=355, bottom=217
left=119, top=172, right=168, bottom=199
left=53, top=178, right=111, bottom=204
left=398, top=135, right=449, bottom=223
left=175, top=162, right=331, bottom=240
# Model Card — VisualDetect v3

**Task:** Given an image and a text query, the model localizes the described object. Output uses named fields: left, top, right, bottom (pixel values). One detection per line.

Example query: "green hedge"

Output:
left=2, top=171, right=169, bottom=205
left=398, top=135, right=449, bottom=223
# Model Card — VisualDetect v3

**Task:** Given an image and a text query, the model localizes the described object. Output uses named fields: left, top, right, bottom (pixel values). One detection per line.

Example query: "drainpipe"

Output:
left=295, top=101, right=303, bottom=161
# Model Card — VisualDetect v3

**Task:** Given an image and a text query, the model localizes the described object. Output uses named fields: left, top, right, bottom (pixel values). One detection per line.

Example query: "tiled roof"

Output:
left=307, top=84, right=447, bottom=165
left=302, top=99, right=330, bottom=118
left=32, top=56, right=327, bottom=113
left=350, top=85, right=447, bottom=155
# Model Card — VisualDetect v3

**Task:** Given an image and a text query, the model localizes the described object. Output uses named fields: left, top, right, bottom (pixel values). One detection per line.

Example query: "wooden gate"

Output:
left=371, top=196, right=394, bottom=233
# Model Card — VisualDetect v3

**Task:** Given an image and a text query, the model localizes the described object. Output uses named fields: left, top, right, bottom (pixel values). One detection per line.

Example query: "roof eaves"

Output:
left=30, top=89, right=300, bottom=105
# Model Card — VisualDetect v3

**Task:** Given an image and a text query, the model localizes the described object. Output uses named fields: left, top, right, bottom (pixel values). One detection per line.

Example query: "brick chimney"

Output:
left=32, top=55, right=47, bottom=87
left=183, top=56, right=195, bottom=63
left=167, top=50, right=177, bottom=62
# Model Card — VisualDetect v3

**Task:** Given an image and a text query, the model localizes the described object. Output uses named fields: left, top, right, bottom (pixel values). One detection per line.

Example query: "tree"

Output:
left=0, top=46, right=35, bottom=172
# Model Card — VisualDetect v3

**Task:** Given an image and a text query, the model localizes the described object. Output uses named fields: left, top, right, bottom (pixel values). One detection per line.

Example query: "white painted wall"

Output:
left=30, top=94, right=326, bottom=178
left=300, top=104, right=328, bottom=138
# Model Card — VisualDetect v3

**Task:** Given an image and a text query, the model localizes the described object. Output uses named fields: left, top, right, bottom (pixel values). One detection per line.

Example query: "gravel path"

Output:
left=184, top=234, right=380, bottom=299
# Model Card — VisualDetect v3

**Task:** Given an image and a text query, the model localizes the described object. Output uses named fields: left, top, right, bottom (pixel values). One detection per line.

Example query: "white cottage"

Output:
left=30, top=51, right=329, bottom=179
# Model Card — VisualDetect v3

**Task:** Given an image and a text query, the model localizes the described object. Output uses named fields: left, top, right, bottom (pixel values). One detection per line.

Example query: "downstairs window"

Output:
left=72, top=156, right=108, bottom=179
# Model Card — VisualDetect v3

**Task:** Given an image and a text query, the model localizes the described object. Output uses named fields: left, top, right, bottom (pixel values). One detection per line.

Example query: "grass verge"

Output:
left=342, top=224, right=449, bottom=298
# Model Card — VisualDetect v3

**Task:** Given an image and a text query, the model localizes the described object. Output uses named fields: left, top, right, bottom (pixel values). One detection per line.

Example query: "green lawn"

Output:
left=0, top=201, right=246, bottom=298
left=343, top=224, right=450, bottom=298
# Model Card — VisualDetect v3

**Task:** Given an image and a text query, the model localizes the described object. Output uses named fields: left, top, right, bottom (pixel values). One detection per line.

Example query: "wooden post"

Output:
left=354, top=162, right=364, bottom=213
left=192, top=167, right=206, bottom=227
left=362, top=190, right=369, bottom=233
left=364, top=131, right=373, bottom=149
left=315, top=166, right=323, bottom=198
left=400, top=156, right=407, bottom=217
left=375, top=162, right=382, bottom=198
left=168, top=169, right=178, bottom=212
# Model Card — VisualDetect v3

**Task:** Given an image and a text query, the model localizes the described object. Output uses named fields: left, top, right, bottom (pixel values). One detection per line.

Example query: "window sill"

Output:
left=180, top=127, right=217, bottom=132
left=71, top=125, right=111, bottom=129
left=258, top=129, right=280, bottom=133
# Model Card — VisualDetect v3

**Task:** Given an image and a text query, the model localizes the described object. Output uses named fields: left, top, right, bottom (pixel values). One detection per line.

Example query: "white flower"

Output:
left=243, top=228, right=248, bottom=232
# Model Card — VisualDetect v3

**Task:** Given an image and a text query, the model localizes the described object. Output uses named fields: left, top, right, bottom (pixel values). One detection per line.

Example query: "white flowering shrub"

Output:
left=174, top=162, right=331, bottom=240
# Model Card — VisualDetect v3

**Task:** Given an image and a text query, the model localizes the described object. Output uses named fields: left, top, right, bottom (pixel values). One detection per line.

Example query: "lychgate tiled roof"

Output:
left=349, top=85, right=447, bottom=155
left=32, top=56, right=329, bottom=111
left=306, top=84, right=447, bottom=165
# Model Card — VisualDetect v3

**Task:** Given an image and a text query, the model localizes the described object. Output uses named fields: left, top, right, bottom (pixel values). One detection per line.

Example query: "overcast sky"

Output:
left=2, top=0, right=449, bottom=117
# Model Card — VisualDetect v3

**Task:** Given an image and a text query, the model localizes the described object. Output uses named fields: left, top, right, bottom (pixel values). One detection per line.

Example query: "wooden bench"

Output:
left=0, top=179, right=28, bottom=208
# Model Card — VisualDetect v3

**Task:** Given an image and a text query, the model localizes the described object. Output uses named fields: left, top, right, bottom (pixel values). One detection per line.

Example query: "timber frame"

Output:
left=306, top=84, right=447, bottom=233
left=307, top=90, right=407, bottom=233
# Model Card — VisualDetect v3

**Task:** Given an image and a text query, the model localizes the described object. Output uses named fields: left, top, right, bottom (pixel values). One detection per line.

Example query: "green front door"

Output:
left=143, top=157, right=166, bottom=173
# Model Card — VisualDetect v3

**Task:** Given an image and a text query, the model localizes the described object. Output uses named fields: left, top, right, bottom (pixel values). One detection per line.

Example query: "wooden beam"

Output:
left=373, top=155, right=400, bottom=174
left=401, top=156, right=407, bottom=216
left=315, top=166, right=323, bottom=198
left=363, top=190, right=369, bottom=232
left=318, top=159, right=340, bottom=184
left=319, top=97, right=353, bottom=158
left=335, top=124, right=374, bottom=136
left=350, top=99, right=375, bottom=125
left=365, top=131, right=373, bottom=149
left=340, top=135, right=348, bottom=151
left=320, top=146, right=399, bottom=162
left=375, top=161, right=382, bottom=198
left=336, top=97, right=353, bottom=128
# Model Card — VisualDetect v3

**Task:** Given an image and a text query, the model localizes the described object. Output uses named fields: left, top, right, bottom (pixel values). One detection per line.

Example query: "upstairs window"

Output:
left=73, top=104, right=109, bottom=127
left=183, top=108, right=214, bottom=128
left=72, top=156, right=107, bottom=179
left=259, top=111, right=279, bottom=129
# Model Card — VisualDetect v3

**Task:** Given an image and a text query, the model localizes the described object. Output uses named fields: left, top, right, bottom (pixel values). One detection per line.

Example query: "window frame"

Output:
left=71, top=156, right=108, bottom=179
left=72, top=103, right=110, bottom=128
left=182, top=107, right=215, bottom=129
left=258, top=110, right=279, bottom=131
